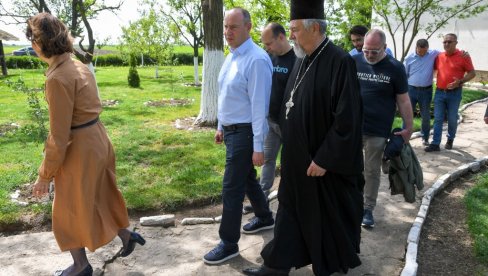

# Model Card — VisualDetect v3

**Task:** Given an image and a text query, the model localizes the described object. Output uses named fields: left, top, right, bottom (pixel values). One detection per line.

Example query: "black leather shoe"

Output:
left=242, top=265, right=289, bottom=275
left=54, top=264, right=93, bottom=276
left=120, top=232, right=146, bottom=257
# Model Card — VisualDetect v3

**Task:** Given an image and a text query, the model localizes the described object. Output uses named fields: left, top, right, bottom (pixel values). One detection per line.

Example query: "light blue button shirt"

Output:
left=404, top=49, right=440, bottom=87
left=349, top=47, right=394, bottom=57
left=217, top=37, right=273, bottom=152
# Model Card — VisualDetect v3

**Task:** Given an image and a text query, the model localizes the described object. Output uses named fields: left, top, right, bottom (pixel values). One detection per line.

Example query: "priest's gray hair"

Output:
left=302, top=19, right=327, bottom=35
left=365, top=29, right=386, bottom=45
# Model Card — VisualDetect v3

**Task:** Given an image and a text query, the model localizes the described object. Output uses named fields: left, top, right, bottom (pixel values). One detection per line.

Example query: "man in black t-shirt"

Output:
left=243, top=22, right=296, bottom=214
left=353, top=29, right=413, bottom=228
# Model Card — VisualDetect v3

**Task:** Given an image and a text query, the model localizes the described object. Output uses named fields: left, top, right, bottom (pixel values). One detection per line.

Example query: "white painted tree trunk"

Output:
left=195, top=49, right=223, bottom=126
left=193, top=56, right=200, bottom=85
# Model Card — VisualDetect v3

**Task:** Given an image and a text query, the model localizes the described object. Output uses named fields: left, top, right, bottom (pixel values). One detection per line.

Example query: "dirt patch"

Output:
left=144, top=98, right=194, bottom=107
left=0, top=123, right=19, bottom=136
left=417, top=174, right=488, bottom=275
left=174, top=117, right=215, bottom=131
left=102, top=99, right=119, bottom=107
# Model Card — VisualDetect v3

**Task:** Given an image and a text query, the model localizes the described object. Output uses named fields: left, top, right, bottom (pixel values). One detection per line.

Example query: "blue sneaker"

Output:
left=242, top=217, right=274, bottom=234
left=362, top=209, right=375, bottom=228
left=203, top=242, right=239, bottom=264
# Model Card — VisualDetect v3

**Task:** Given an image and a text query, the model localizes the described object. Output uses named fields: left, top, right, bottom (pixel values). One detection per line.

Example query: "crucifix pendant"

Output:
left=285, top=100, right=294, bottom=119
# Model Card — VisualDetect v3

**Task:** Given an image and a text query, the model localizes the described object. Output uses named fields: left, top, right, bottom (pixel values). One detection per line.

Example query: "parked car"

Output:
left=12, top=46, right=37, bottom=57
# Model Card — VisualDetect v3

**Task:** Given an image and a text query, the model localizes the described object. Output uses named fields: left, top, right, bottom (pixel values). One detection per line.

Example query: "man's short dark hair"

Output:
left=268, top=22, right=286, bottom=38
left=416, top=39, right=429, bottom=48
left=232, top=7, right=251, bottom=24
left=349, top=25, right=369, bottom=37
left=445, top=33, right=458, bottom=41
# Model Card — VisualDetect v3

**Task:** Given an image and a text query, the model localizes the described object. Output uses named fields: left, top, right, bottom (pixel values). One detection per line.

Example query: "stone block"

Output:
left=140, top=214, right=175, bottom=227
left=268, top=190, right=278, bottom=201
left=407, top=225, right=421, bottom=244
left=214, top=215, right=222, bottom=223
left=417, top=204, right=429, bottom=219
left=469, top=161, right=481, bottom=172
left=181, top=217, right=215, bottom=225
left=401, top=243, right=419, bottom=276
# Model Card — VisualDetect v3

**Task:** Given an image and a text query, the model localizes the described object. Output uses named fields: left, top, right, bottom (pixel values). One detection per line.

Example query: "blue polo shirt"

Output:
left=217, top=38, right=273, bottom=152
left=404, top=49, right=440, bottom=87
left=349, top=47, right=394, bottom=57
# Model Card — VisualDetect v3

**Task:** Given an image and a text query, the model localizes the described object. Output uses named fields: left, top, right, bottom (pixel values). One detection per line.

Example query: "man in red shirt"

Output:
left=425, top=33, right=476, bottom=152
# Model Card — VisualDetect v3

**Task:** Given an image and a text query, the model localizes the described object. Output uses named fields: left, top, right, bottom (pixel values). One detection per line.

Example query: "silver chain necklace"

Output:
left=285, top=38, right=330, bottom=119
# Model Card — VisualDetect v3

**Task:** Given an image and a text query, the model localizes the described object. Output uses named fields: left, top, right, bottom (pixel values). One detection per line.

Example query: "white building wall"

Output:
left=378, top=8, right=488, bottom=71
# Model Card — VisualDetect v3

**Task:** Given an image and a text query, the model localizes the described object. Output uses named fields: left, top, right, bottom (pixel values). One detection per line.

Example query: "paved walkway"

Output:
left=1, top=100, right=487, bottom=276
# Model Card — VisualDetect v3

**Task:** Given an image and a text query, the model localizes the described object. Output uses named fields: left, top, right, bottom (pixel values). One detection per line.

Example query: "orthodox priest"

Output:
left=242, top=0, right=364, bottom=275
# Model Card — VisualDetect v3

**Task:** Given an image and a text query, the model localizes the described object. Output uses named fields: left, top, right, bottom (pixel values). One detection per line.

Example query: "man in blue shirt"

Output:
left=404, top=39, right=439, bottom=145
left=349, top=25, right=394, bottom=57
left=203, top=7, right=275, bottom=265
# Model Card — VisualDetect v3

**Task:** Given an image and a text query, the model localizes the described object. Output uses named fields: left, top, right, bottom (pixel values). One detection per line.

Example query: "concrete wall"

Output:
left=377, top=7, right=488, bottom=71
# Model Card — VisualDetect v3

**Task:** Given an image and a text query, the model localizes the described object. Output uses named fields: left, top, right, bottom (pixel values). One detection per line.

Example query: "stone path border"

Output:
left=401, top=157, right=488, bottom=276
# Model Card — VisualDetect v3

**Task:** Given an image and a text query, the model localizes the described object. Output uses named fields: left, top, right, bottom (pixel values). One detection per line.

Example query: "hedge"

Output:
left=5, top=56, right=47, bottom=69
left=5, top=52, right=203, bottom=69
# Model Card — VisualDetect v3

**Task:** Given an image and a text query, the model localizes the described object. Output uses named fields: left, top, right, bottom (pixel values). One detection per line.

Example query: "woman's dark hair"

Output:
left=26, top=13, right=73, bottom=58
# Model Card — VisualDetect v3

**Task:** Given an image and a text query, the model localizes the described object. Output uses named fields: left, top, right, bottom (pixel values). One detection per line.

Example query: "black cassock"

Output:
left=261, top=38, right=364, bottom=275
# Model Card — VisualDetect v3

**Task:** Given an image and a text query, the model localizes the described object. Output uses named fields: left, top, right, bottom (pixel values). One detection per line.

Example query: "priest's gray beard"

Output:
left=292, top=41, right=307, bottom=58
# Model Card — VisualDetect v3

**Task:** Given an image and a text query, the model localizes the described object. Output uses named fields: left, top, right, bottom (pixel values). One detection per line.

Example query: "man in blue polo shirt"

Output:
left=404, top=39, right=439, bottom=145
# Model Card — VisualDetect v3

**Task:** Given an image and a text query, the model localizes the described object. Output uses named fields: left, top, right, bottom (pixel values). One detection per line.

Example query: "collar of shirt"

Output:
left=45, top=52, right=72, bottom=77
left=230, top=37, right=253, bottom=56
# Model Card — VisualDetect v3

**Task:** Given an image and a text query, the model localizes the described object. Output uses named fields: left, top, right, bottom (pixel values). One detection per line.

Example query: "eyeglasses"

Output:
left=362, top=48, right=383, bottom=55
left=443, top=40, right=456, bottom=44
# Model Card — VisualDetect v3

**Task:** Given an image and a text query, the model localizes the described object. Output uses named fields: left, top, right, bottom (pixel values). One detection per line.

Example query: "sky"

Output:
left=1, top=0, right=141, bottom=45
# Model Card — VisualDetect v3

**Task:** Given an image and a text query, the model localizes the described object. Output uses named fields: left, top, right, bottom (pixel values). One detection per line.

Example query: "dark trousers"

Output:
left=219, top=126, right=273, bottom=248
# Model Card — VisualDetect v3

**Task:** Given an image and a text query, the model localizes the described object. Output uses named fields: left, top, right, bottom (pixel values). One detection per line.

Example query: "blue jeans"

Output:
left=408, top=85, right=432, bottom=141
left=219, top=126, right=273, bottom=247
left=260, top=119, right=282, bottom=194
left=432, top=88, right=462, bottom=145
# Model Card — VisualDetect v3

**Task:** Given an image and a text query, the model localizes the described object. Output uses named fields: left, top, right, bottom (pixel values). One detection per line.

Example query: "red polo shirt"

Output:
left=435, top=49, right=474, bottom=89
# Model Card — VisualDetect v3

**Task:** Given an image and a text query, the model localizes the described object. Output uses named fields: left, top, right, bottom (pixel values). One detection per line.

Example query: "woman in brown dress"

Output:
left=29, top=13, right=144, bottom=276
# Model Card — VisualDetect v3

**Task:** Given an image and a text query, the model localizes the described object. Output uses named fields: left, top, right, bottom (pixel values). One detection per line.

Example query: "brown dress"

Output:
left=38, top=53, right=129, bottom=252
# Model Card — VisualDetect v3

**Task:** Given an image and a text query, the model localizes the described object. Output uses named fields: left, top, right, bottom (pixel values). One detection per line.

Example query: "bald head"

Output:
left=261, top=22, right=292, bottom=56
left=363, top=29, right=387, bottom=64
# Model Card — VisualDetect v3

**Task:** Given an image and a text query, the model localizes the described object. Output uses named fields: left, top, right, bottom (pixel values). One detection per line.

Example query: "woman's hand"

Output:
left=32, top=177, right=50, bottom=197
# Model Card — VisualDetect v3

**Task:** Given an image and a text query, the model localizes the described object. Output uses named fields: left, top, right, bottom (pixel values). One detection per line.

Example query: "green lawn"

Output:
left=0, top=66, right=224, bottom=225
left=465, top=172, right=488, bottom=265
left=1, top=66, right=487, bottom=227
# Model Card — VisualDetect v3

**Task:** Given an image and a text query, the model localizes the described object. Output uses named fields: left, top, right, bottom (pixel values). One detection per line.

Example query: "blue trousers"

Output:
left=408, top=85, right=432, bottom=141
left=432, top=88, right=462, bottom=145
left=219, top=126, right=273, bottom=248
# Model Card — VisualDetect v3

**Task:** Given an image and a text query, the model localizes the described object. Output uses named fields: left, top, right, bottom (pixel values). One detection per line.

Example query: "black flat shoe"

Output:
left=242, top=265, right=289, bottom=275
left=119, top=231, right=146, bottom=257
left=54, top=264, right=93, bottom=276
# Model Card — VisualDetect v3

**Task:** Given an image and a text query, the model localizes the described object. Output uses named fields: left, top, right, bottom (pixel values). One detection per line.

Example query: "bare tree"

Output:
left=373, top=0, right=488, bottom=61
left=0, top=0, right=123, bottom=64
left=194, top=0, right=224, bottom=126
left=154, top=0, right=204, bottom=86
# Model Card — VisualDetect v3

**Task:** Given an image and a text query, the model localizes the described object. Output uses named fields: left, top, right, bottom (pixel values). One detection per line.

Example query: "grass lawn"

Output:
left=465, top=171, right=488, bottom=265
left=0, top=65, right=224, bottom=225
left=1, top=65, right=487, bottom=226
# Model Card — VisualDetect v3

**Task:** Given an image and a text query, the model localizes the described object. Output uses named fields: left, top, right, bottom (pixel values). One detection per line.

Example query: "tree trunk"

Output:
left=194, top=0, right=224, bottom=127
left=193, top=56, right=200, bottom=85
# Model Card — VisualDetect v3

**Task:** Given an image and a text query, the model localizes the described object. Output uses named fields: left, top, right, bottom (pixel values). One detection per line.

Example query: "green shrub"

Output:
left=6, top=56, right=46, bottom=69
left=128, top=67, right=140, bottom=87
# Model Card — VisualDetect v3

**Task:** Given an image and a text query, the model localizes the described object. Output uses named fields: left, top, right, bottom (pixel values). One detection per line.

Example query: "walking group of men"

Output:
left=204, top=0, right=476, bottom=275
